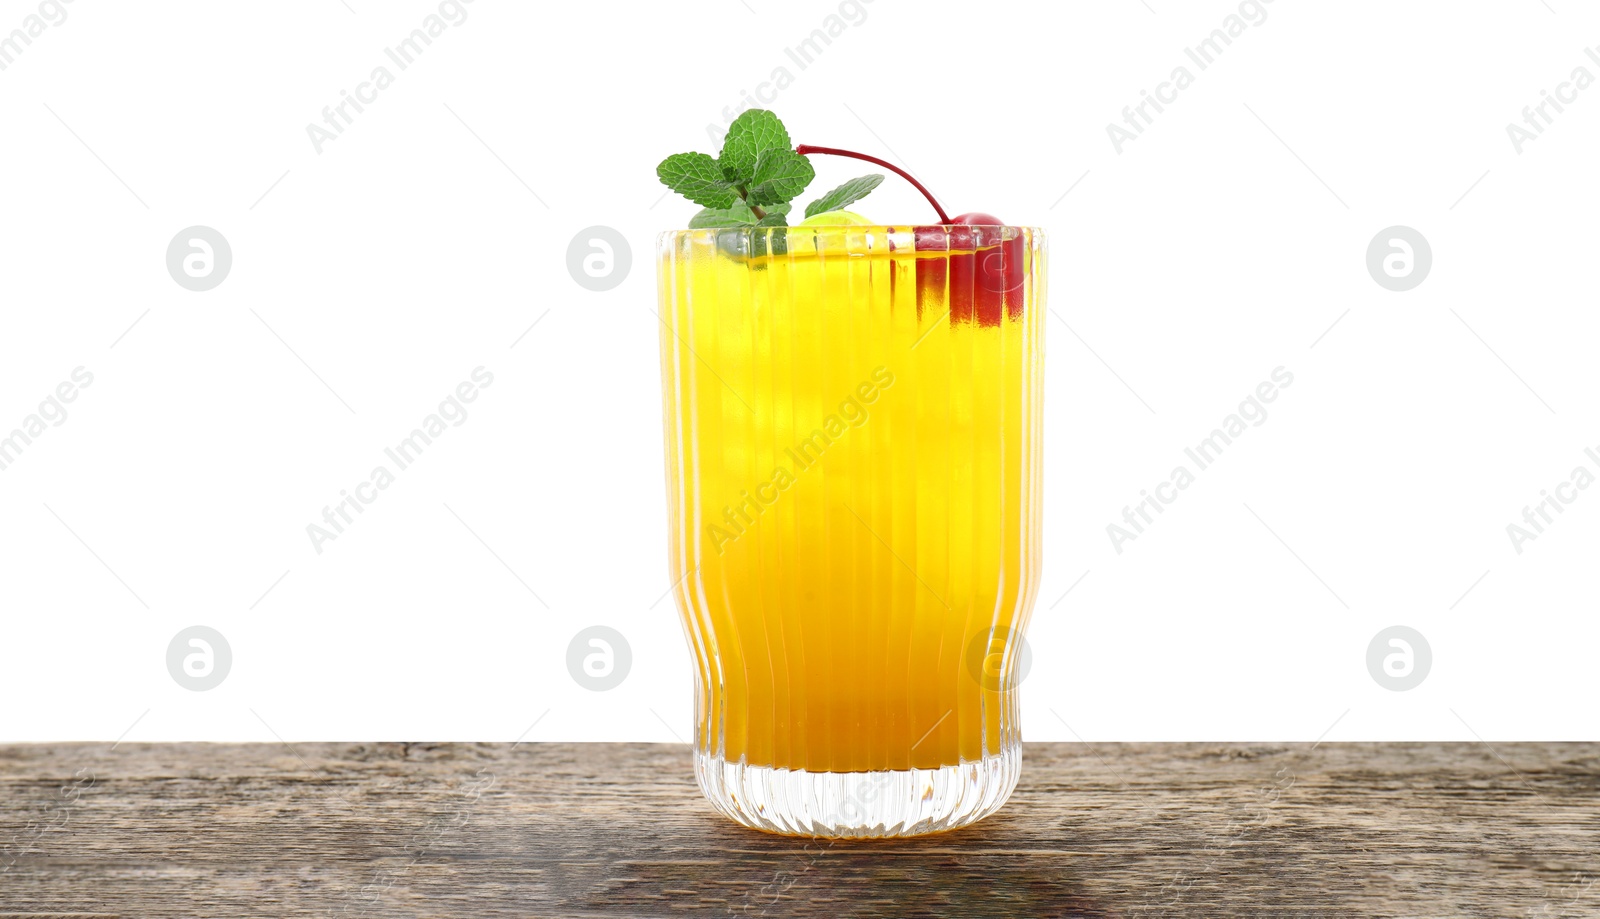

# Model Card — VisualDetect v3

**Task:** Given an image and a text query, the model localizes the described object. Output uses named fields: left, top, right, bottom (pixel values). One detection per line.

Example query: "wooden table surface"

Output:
left=1, top=742, right=1596, bottom=918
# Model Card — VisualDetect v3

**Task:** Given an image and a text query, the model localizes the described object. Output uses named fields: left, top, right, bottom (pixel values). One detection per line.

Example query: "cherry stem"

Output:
left=796, top=144, right=951, bottom=224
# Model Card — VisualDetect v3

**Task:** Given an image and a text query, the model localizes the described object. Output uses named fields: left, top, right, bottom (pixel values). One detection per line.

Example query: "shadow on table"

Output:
left=613, top=808, right=1114, bottom=919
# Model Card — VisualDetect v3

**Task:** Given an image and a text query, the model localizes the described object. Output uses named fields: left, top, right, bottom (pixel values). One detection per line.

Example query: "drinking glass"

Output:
left=657, top=223, right=1045, bottom=837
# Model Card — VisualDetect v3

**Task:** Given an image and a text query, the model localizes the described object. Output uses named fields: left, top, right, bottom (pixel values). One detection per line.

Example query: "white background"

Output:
left=2, top=0, right=1596, bottom=745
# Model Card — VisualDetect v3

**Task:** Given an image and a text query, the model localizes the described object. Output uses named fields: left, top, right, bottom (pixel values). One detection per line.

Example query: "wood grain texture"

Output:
left=2, top=742, right=1597, bottom=918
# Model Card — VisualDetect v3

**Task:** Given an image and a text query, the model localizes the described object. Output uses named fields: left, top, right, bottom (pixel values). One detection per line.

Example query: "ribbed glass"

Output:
left=657, top=224, right=1045, bottom=837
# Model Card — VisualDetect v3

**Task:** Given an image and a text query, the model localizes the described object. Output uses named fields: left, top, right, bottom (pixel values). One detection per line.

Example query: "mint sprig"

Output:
left=656, top=109, right=884, bottom=228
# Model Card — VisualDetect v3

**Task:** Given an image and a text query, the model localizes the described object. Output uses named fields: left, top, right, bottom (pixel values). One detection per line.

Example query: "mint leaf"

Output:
left=688, top=207, right=754, bottom=229
left=718, top=110, right=791, bottom=185
left=752, top=201, right=793, bottom=226
left=657, top=152, right=737, bottom=208
left=747, top=148, right=815, bottom=206
left=688, top=202, right=790, bottom=229
left=804, top=174, right=885, bottom=218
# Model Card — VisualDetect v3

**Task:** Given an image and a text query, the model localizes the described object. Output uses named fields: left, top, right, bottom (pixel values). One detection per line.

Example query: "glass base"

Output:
left=694, top=745, right=1021, bottom=838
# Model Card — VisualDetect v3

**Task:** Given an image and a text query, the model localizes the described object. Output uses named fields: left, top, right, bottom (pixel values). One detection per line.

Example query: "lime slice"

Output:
left=796, top=209, right=874, bottom=227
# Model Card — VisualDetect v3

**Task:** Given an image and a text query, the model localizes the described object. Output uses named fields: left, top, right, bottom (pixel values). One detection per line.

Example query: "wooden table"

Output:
left=2, top=742, right=1595, bottom=917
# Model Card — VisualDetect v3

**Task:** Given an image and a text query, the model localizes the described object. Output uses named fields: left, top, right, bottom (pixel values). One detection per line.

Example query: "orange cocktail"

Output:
left=658, top=223, right=1045, bottom=837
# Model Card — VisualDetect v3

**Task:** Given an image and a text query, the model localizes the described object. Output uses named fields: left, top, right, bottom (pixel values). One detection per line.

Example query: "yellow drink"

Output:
left=658, top=224, right=1044, bottom=835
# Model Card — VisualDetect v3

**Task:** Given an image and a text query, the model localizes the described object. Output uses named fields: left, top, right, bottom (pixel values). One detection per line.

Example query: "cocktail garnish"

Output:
left=656, top=110, right=883, bottom=229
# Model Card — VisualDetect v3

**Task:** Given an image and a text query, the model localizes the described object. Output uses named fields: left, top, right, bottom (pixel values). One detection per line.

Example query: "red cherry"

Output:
left=924, top=215, right=1022, bottom=326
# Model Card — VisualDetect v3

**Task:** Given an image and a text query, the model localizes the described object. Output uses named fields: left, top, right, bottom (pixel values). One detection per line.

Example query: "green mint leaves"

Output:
left=717, top=109, right=789, bottom=186
left=652, top=156, right=732, bottom=211
left=655, top=111, right=799, bottom=225
left=804, top=174, right=885, bottom=218
left=656, top=110, right=882, bottom=228
left=656, top=153, right=737, bottom=209
left=687, top=202, right=790, bottom=229
left=747, top=148, right=813, bottom=206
